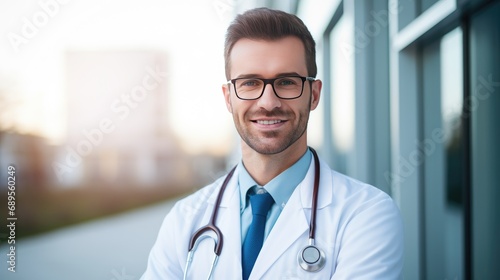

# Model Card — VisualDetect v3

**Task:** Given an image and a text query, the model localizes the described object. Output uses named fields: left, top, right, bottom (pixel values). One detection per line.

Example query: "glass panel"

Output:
left=470, top=1, right=500, bottom=278
left=439, top=28, right=465, bottom=279
left=422, top=27, right=464, bottom=279
left=398, top=0, right=418, bottom=31
left=329, top=15, right=355, bottom=174
left=420, top=0, right=439, bottom=14
left=397, top=0, right=442, bottom=31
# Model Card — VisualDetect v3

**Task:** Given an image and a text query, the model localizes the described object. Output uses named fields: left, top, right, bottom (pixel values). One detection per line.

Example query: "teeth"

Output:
left=257, top=120, right=282, bottom=125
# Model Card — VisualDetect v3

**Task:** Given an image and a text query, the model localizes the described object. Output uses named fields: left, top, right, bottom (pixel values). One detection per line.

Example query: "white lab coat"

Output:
left=141, top=157, right=404, bottom=279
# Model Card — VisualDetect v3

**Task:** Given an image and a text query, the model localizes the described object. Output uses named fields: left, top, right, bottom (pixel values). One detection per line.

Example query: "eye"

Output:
left=239, top=79, right=262, bottom=87
left=276, top=77, right=299, bottom=86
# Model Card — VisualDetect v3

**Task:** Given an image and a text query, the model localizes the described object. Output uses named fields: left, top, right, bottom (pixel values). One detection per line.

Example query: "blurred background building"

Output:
left=0, top=0, right=231, bottom=240
left=233, top=0, right=499, bottom=279
left=0, top=48, right=226, bottom=203
left=62, top=50, right=184, bottom=187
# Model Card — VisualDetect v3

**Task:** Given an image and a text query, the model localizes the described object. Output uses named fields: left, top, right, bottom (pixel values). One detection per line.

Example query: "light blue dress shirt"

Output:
left=238, top=149, right=312, bottom=243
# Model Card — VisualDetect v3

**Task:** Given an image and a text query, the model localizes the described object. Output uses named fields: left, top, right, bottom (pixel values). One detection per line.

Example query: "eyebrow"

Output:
left=234, top=72, right=303, bottom=79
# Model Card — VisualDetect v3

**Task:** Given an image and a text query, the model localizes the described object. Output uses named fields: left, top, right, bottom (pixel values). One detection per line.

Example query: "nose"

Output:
left=257, top=83, right=281, bottom=111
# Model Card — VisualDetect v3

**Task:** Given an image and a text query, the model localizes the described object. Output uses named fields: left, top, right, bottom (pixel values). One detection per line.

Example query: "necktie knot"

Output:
left=250, top=192, right=274, bottom=217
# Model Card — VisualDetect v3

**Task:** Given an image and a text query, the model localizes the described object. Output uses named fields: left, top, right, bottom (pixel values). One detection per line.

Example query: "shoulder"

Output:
left=170, top=176, right=224, bottom=216
left=319, top=160, right=398, bottom=214
left=169, top=167, right=238, bottom=220
left=318, top=159, right=403, bottom=241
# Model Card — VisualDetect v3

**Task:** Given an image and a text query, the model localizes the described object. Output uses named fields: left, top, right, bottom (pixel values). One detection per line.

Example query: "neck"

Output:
left=241, top=139, right=308, bottom=186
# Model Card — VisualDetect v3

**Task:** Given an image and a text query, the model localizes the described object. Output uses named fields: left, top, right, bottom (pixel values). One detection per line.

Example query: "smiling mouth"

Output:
left=254, top=120, right=283, bottom=125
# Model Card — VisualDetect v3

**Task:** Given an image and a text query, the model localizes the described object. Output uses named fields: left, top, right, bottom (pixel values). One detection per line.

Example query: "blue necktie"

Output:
left=242, top=192, right=274, bottom=280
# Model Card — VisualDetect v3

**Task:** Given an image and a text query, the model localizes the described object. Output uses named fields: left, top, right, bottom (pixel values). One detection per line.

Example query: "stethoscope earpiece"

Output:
left=297, top=241, right=326, bottom=272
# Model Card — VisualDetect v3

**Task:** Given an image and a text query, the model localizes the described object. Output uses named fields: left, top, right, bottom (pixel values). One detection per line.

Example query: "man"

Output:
left=141, top=7, right=403, bottom=279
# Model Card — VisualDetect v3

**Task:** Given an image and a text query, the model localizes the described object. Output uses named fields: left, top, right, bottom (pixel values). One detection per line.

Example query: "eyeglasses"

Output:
left=227, top=75, right=316, bottom=100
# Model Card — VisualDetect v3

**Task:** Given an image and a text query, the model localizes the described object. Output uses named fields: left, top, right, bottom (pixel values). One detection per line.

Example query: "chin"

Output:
left=244, top=139, right=295, bottom=155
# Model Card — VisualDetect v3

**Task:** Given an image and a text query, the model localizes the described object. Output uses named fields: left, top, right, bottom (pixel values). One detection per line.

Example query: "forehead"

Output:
left=229, top=36, right=307, bottom=78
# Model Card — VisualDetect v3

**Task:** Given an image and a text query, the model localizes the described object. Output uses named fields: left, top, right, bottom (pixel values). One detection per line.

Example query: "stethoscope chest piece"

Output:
left=297, top=148, right=326, bottom=273
left=297, top=243, right=326, bottom=272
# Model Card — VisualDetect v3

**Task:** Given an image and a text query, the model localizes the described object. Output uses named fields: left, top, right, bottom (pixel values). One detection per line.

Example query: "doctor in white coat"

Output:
left=141, top=7, right=403, bottom=280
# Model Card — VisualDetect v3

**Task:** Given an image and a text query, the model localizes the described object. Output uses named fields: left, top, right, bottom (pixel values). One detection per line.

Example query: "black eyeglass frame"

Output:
left=227, top=75, right=316, bottom=100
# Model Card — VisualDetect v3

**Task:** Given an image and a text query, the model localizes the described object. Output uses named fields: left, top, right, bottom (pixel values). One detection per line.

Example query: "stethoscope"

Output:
left=183, top=147, right=326, bottom=280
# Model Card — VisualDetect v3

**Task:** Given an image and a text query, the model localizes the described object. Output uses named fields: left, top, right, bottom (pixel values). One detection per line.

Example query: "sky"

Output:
left=0, top=0, right=236, bottom=155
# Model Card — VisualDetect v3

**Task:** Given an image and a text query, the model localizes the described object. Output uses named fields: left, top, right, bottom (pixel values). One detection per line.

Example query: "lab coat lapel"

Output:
left=256, top=191, right=309, bottom=278
left=249, top=158, right=333, bottom=279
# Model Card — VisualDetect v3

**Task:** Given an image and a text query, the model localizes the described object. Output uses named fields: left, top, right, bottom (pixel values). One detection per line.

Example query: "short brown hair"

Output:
left=224, top=7, right=317, bottom=80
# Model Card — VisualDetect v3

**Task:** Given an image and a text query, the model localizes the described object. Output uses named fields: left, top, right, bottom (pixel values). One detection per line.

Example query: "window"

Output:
left=421, top=27, right=464, bottom=279
left=329, top=15, right=355, bottom=175
left=470, top=1, right=500, bottom=277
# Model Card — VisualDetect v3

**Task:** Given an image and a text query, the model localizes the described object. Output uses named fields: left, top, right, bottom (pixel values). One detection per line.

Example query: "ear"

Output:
left=222, top=83, right=233, bottom=113
left=309, top=79, right=322, bottom=111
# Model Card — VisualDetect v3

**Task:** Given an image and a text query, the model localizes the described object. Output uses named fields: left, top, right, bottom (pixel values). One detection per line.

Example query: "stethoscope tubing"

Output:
left=184, top=147, right=324, bottom=278
left=187, top=166, right=236, bottom=256
left=309, top=147, right=320, bottom=240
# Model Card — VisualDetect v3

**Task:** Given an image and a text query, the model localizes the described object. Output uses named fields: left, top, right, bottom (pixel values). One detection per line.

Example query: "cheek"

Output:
left=232, top=100, right=251, bottom=116
left=293, top=100, right=311, bottom=115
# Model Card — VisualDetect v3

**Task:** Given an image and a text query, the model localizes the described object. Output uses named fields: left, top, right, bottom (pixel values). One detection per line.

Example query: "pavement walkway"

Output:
left=0, top=199, right=176, bottom=280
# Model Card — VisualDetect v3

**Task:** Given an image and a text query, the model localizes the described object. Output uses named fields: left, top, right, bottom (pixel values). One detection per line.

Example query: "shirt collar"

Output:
left=238, top=149, right=312, bottom=212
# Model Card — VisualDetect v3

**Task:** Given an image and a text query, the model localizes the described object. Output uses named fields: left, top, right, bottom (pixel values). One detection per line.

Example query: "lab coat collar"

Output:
left=206, top=153, right=332, bottom=209
left=299, top=157, right=333, bottom=209
left=205, top=164, right=242, bottom=207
